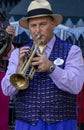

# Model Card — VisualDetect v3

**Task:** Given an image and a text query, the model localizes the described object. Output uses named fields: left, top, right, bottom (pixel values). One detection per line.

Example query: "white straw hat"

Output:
left=19, top=0, right=63, bottom=29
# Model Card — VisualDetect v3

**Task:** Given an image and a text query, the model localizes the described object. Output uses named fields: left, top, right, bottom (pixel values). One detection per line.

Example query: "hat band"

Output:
left=26, top=8, right=53, bottom=18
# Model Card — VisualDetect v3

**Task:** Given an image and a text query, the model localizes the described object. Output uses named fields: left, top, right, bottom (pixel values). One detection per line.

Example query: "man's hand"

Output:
left=31, top=55, right=53, bottom=72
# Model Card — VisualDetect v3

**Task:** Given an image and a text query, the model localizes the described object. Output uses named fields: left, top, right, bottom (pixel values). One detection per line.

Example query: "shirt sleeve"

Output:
left=1, top=48, right=19, bottom=96
left=49, top=45, right=84, bottom=94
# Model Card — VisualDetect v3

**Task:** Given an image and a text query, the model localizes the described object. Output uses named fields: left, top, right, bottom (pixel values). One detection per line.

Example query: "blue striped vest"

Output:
left=15, top=36, right=77, bottom=125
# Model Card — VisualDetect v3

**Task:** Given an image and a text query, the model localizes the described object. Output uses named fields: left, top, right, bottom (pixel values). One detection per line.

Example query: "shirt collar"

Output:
left=46, top=35, right=56, bottom=50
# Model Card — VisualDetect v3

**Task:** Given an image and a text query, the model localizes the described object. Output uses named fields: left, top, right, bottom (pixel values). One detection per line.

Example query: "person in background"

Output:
left=0, top=11, right=14, bottom=130
left=1, top=0, right=84, bottom=130
left=6, top=25, right=31, bottom=48
left=77, top=84, right=84, bottom=130
left=77, top=55, right=84, bottom=130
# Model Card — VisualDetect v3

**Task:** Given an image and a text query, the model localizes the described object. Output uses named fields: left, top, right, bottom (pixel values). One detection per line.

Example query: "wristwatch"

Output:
left=48, top=63, right=56, bottom=74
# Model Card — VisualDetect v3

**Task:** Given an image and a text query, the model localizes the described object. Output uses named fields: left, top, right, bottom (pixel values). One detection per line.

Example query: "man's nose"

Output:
left=36, top=25, right=41, bottom=32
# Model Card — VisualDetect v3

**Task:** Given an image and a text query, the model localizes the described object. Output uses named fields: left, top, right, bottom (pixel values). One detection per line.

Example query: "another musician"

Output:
left=0, top=12, right=14, bottom=130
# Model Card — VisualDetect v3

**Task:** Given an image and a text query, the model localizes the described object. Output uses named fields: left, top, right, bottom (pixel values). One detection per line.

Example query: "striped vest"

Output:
left=15, top=36, right=77, bottom=125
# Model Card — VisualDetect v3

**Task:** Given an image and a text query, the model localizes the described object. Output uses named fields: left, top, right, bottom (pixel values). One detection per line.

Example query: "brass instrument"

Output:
left=0, top=12, right=12, bottom=57
left=0, top=29, right=11, bottom=57
left=10, top=34, right=46, bottom=90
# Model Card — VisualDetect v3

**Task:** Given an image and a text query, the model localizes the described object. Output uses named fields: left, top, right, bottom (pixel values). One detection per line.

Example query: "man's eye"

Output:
left=30, top=24, right=36, bottom=28
left=40, top=23, right=47, bottom=26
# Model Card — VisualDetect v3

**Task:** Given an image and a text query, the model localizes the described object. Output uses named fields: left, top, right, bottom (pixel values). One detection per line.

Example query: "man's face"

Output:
left=28, top=16, right=55, bottom=44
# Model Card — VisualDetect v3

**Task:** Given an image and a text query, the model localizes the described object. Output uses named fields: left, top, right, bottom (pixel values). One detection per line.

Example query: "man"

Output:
left=1, top=0, right=84, bottom=130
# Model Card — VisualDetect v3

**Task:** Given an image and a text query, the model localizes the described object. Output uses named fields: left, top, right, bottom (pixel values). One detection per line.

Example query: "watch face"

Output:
left=49, top=64, right=55, bottom=73
left=50, top=66, right=54, bottom=71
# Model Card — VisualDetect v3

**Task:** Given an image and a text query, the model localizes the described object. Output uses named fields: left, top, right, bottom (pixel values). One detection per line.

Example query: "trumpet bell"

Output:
left=10, top=73, right=29, bottom=90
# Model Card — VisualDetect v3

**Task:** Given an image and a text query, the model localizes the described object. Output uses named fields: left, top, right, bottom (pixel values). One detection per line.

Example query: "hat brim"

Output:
left=19, top=14, right=63, bottom=29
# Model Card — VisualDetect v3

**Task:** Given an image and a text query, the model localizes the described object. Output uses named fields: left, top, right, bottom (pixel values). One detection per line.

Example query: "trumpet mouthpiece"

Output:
left=36, top=33, right=41, bottom=39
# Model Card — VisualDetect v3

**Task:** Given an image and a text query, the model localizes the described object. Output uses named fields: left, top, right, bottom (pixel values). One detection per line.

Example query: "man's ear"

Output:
left=51, top=20, right=56, bottom=30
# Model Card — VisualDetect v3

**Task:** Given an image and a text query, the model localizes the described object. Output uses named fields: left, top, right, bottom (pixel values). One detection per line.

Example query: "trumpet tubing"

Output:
left=29, top=66, right=36, bottom=79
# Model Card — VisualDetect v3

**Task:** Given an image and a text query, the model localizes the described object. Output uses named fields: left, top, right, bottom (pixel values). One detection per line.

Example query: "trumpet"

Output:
left=10, top=34, right=46, bottom=90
